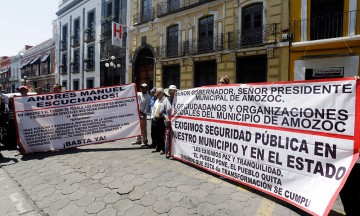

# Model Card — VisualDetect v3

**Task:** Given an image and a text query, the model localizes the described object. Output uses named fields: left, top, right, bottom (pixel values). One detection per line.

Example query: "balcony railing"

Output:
left=133, top=7, right=156, bottom=25
left=61, top=40, right=68, bottom=51
left=84, top=30, right=95, bottom=43
left=156, top=34, right=224, bottom=59
left=71, top=63, right=79, bottom=73
left=156, top=0, right=214, bottom=17
left=292, top=10, right=359, bottom=42
left=71, top=36, right=80, bottom=47
left=227, top=24, right=277, bottom=50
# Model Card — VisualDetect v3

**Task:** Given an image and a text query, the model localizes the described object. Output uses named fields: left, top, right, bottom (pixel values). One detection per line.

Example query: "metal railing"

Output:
left=156, top=0, right=213, bottom=17
left=227, top=24, right=277, bottom=50
left=292, top=10, right=359, bottom=42
left=156, top=34, right=224, bottom=59
left=61, top=40, right=68, bottom=51
left=84, top=30, right=95, bottom=43
left=133, top=7, right=156, bottom=25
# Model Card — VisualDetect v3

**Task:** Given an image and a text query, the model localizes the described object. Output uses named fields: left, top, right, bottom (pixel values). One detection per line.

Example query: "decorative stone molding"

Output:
left=216, top=54, right=222, bottom=63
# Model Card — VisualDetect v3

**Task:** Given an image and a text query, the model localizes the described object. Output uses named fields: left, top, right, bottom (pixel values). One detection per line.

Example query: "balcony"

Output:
left=292, top=10, right=359, bottom=42
left=59, top=65, right=67, bottom=75
left=84, top=59, right=94, bottom=71
left=156, top=0, right=214, bottom=17
left=71, top=36, right=80, bottom=47
left=227, top=24, right=277, bottom=50
left=133, top=7, right=156, bottom=25
left=156, top=34, right=224, bottom=59
left=61, top=40, right=68, bottom=51
left=84, top=29, right=95, bottom=43
left=71, top=63, right=79, bottom=73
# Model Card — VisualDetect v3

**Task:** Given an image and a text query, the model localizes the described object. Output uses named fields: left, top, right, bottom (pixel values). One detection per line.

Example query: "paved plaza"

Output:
left=0, top=136, right=346, bottom=216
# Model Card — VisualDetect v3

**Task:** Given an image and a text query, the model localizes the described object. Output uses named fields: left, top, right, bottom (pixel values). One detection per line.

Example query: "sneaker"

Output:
left=152, top=149, right=160, bottom=153
left=140, top=144, right=148, bottom=147
left=14, top=152, right=21, bottom=156
left=160, top=150, right=164, bottom=155
left=131, top=141, right=142, bottom=145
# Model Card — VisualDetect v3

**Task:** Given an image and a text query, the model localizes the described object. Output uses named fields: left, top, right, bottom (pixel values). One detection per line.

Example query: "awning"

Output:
left=30, top=56, right=41, bottom=64
left=41, top=52, right=51, bottom=62
left=20, top=59, right=32, bottom=69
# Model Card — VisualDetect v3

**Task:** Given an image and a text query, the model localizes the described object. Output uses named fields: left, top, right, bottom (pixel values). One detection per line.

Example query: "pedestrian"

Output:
left=163, top=85, right=178, bottom=158
left=36, top=87, right=44, bottom=95
left=132, top=83, right=151, bottom=146
left=18, top=86, right=28, bottom=96
left=150, top=87, right=157, bottom=114
left=340, top=154, right=360, bottom=216
left=53, top=84, right=62, bottom=93
left=151, top=88, right=167, bottom=154
left=218, top=76, right=230, bottom=85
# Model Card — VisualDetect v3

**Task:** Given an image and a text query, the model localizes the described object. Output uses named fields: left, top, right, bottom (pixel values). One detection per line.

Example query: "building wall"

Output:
left=0, top=56, right=12, bottom=93
left=20, top=39, right=56, bottom=92
left=56, top=0, right=102, bottom=90
left=10, top=54, right=22, bottom=92
left=129, top=0, right=290, bottom=89
left=290, top=0, right=360, bottom=80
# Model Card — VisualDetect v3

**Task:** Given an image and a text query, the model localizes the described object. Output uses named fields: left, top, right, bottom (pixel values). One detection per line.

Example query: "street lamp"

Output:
left=104, top=55, right=122, bottom=85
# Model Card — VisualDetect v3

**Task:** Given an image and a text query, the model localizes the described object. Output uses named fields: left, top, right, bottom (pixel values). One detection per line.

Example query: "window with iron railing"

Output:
left=167, top=25, right=179, bottom=58
left=198, top=15, right=214, bottom=53
left=72, top=18, right=80, bottom=47
left=62, top=24, right=68, bottom=50
left=241, top=3, right=263, bottom=46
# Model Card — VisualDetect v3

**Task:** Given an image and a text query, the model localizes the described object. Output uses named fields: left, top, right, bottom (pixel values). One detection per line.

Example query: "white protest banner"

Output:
left=171, top=78, right=360, bottom=216
left=14, top=84, right=141, bottom=154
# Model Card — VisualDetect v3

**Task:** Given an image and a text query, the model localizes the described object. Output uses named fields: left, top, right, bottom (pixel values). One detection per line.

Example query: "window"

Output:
left=167, top=25, right=179, bottom=57
left=73, top=18, right=80, bottom=46
left=169, top=0, right=180, bottom=12
left=194, top=61, right=217, bottom=87
left=163, top=65, right=180, bottom=89
left=72, top=49, right=80, bottom=73
left=73, top=79, right=80, bottom=90
left=198, top=15, right=214, bottom=53
left=141, top=0, right=152, bottom=22
left=62, top=24, right=68, bottom=50
left=310, top=0, right=344, bottom=40
left=120, top=0, right=127, bottom=24
left=61, top=53, right=67, bottom=74
left=87, top=10, right=95, bottom=41
left=86, top=45, right=95, bottom=70
left=107, top=2, right=113, bottom=18
left=241, top=3, right=263, bottom=46
left=62, top=80, right=67, bottom=90
left=87, top=78, right=94, bottom=89
left=236, top=55, right=267, bottom=83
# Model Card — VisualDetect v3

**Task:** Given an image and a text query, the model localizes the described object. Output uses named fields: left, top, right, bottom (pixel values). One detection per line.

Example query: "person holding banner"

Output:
left=151, top=88, right=167, bottom=154
left=340, top=157, right=360, bottom=216
left=164, top=85, right=178, bottom=158
left=132, top=83, right=151, bottom=146
left=53, top=84, right=62, bottom=93
left=18, top=86, right=28, bottom=97
left=218, top=76, right=230, bottom=85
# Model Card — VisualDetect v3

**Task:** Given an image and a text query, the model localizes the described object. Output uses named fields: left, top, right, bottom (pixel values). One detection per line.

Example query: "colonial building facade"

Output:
left=0, top=56, right=11, bottom=93
left=56, top=0, right=102, bottom=90
left=128, top=0, right=290, bottom=90
left=20, top=39, right=56, bottom=92
left=290, top=0, right=360, bottom=80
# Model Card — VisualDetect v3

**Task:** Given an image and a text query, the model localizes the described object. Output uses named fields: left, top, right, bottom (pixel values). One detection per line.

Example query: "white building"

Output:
left=10, top=54, right=22, bottom=92
left=56, top=0, right=102, bottom=90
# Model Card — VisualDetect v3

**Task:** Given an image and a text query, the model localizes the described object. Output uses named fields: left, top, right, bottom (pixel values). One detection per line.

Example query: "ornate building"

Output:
left=128, top=0, right=290, bottom=90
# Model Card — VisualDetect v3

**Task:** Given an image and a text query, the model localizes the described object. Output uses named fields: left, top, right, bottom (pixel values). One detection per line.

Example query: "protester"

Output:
left=340, top=155, right=360, bottom=216
left=53, top=84, right=62, bottom=93
left=4, top=95, right=17, bottom=150
left=18, top=86, right=28, bottom=96
left=132, top=83, right=151, bottom=146
left=151, top=88, right=166, bottom=154
left=149, top=87, right=157, bottom=114
left=164, top=85, right=178, bottom=158
left=218, top=76, right=230, bottom=85
left=36, top=87, right=44, bottom=95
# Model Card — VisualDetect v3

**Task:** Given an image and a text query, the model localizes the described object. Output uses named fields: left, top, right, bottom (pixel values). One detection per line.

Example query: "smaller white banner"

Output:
left=14, top=84, right=141, bottom=153
left=112, top=22, right=123, bottom=47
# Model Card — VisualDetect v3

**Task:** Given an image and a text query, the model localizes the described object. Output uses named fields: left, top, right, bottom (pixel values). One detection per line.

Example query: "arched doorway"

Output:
left=133, top=47, right=154, bottom=91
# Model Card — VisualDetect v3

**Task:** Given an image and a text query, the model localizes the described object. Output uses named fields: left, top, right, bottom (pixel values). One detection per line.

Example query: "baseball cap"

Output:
left=140, top=83, right=147, bottom=88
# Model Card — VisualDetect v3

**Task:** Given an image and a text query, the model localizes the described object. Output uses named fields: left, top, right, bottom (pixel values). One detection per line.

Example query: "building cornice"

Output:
left=56, top=0, right=83, bottom=16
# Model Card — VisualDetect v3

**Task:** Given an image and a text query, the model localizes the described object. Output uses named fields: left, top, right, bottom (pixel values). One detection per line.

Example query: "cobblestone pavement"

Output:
left=0, top=139, right=346, bottom=216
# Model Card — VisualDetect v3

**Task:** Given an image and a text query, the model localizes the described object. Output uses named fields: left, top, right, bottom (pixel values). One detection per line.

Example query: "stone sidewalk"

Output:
left=0, top=139, right=346, bottom=216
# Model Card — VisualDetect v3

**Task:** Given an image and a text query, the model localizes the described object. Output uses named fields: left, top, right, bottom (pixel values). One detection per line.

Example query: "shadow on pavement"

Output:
left=19, top=146, right=146, bottom=161
left=0, top=154, right=19, bottom=167
left=175, top=159, right=345, bottom=216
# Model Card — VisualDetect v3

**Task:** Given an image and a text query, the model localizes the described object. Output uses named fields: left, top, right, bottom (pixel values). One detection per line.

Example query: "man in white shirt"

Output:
left=133, top=83, right=151, bottom=146
left=151, top=88, right=166, bottom=154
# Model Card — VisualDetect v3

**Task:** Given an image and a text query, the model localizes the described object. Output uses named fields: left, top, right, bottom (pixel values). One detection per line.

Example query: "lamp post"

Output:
left=104, top=55, right=121, bottom=85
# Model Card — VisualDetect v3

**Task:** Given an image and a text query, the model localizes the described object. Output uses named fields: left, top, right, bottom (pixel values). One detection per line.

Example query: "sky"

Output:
left=0, top=0, right=58, bottom=57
